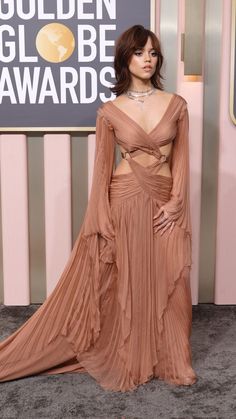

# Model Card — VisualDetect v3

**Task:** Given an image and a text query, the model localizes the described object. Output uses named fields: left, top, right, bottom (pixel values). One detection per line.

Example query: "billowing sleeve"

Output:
left=81, top=105, right=116, bottom=263
left=162, top=99, right=191, bottom=234
left=70, top=106, right=116, bottom=343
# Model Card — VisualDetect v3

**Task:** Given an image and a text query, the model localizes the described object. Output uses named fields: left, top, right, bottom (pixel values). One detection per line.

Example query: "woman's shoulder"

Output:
left=159, top=90, right=187, bottom=106
left=96, top=100, right=110, bottom=119
left=98, top=94, right=125, bottom=115
left=172, top=92, right=188, bottom=106
left=97, top=98, right=113, bottom=114
left=159, top=91, right=188, bottom=121
left=96, top=96, right=122, bottom=123
left=96, top=100, right=114, bottom=130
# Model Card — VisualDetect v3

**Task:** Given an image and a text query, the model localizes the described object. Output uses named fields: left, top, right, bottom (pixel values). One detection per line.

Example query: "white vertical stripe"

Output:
left=0, top=134, right=30, bottom=305
left=155, top=0, right=161, bottom=36
left=44, top=134, right=72, bottom=296
left=160, top=0, right=178, bottom=92
left=88, top=134, right=96, bottom=197
left=150, top=0, right=156, bottom=31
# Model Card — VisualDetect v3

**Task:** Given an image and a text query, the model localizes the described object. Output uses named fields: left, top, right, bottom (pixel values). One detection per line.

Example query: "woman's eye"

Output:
left=134, top=51, right=142, bottom=56
left=151, top=51, right=158, bottom=57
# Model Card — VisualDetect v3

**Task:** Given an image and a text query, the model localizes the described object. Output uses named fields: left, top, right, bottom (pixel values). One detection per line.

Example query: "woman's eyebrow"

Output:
left=135, top=47, right=156, bottom=51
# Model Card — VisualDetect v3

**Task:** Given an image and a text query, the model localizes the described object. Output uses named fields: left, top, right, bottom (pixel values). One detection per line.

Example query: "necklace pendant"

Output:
left=137, top=99, right=144, bottom=109
left=126, top=87, right=155, bottom=108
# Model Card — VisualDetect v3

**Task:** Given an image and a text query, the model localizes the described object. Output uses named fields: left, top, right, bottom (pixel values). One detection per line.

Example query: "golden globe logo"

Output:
left=0, top=1, right=117, bottom=104
left=0, top=0, right=152, bottom=129
left=36, top=23, right=75, bottom=63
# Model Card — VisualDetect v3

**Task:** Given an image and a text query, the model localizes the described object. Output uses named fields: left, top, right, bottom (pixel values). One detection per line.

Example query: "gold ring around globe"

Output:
left=36, top=23, right=75, bottom=63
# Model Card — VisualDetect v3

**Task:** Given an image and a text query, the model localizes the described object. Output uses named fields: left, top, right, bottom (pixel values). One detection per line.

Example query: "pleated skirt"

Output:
left=0, top=165, right=197, bottom=392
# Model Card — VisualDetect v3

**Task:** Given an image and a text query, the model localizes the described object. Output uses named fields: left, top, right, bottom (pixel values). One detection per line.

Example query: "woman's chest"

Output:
left=113, top=116, right=178, bottom=150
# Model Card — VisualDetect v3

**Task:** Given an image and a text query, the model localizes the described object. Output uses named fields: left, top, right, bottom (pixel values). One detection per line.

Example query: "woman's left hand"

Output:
left=153, top=206, right=175, bottom=235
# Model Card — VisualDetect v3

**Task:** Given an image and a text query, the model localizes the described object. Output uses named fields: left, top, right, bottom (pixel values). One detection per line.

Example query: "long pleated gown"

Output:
left=0, top=93, right=197, bottom=391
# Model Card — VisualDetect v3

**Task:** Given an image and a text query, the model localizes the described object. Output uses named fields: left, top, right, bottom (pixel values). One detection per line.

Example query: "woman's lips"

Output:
left=143, top=66, right=152, bottom=71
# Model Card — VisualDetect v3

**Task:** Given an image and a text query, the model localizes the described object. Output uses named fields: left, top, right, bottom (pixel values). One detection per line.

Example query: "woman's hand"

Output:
left=153, top=206, right=175, bottom=236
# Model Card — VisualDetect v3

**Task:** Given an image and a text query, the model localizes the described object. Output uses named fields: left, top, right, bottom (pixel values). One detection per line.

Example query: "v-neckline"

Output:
left=108, top=93, right=177, bottom=137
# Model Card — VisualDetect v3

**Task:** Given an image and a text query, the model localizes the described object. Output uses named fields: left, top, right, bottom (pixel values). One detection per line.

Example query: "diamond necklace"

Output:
left=126, top=87, right=155, bottom=105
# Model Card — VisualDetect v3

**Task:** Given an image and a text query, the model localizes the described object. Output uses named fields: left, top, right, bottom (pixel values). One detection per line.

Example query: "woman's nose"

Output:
left=144, top=52, right=151, bottom=61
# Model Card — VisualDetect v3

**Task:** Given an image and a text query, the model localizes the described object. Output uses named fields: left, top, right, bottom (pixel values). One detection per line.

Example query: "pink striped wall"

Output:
left=215, top=1, right=236, bottom=303
left=0, top=2, right=203, bottom=306
left=0, top=1, right=235, bottom=305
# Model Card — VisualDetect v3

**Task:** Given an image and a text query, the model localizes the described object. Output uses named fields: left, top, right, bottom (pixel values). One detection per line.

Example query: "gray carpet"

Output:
left=0, top=304, right=235, bottom=419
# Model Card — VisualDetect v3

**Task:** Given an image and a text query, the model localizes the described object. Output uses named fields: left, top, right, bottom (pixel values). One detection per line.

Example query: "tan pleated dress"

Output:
left=0, top=93, right=197, bottom=392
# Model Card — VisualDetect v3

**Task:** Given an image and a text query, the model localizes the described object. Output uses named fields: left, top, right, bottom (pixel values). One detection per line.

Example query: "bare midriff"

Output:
left=113, top=142, right=173, bottom=177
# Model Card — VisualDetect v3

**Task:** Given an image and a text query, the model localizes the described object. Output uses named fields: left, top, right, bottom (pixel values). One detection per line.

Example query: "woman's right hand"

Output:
left=153, top=206, right=175, bottom=236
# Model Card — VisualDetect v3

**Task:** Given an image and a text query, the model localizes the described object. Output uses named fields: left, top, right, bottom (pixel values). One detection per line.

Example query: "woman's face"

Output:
left=128, top=37, right=158, bottom=83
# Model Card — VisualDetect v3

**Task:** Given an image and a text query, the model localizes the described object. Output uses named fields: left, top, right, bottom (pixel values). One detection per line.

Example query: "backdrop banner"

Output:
left=0, top=0, right=154, bottom=131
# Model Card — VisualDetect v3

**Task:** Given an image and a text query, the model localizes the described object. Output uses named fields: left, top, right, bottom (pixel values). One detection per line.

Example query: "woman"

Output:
left=0, top=25, right=197, bottom=392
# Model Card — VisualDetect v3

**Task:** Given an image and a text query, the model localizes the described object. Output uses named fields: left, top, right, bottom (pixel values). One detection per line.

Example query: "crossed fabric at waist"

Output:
left=120, top=147, right=170, bottom=164
left=116, top=147, right=173, bottom=202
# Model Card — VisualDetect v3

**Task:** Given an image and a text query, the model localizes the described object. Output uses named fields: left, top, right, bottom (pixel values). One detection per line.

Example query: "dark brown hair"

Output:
left=110, top=25, right=165, bottom=96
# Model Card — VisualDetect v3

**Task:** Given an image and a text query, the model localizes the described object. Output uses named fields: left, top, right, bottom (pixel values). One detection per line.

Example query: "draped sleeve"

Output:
left=162, top=99, right=191, bottom=235
left=81, top=105, right=116, bottom=264
left=55, top=106, right=116, bottom=344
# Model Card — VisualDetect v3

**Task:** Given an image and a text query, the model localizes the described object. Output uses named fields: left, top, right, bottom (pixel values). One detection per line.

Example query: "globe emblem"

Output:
left=36, top=23, right=75, bottom=63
